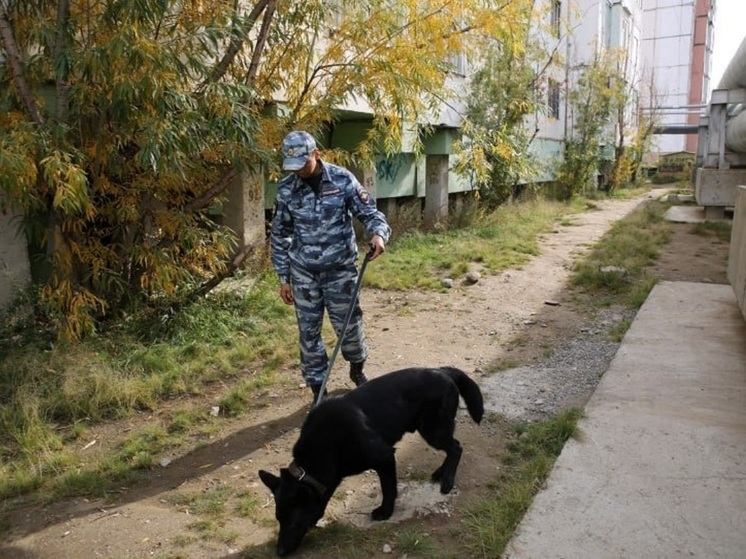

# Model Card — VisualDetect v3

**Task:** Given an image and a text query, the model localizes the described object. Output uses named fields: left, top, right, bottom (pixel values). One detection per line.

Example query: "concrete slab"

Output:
left=0, top=202, right=31, bottom=308
left=664, top=204, right=734, bottom=223
left=503, top=281, right=746, bottom=559
left=664, top=205, right=708, bottom=223
left=695, top=168, right=746, bottom=206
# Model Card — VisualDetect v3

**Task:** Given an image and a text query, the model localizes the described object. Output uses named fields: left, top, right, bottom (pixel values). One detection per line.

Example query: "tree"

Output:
left=1, top=0, right=278, bottom=339
left=453, top=1, right=562, bottom=208
left=555, top=53, right=616, bottom=199
left=606, top=48, right=656, bottom=192
left=0, top=0, right=527, bottom=340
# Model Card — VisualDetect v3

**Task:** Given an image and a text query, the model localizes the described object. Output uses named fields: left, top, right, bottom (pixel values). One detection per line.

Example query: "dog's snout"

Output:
left=276, top=528, right=304, bottom=557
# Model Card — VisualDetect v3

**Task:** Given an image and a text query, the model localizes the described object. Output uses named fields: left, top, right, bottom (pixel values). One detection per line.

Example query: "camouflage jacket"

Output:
left=270, top=160, right=391, bottom=283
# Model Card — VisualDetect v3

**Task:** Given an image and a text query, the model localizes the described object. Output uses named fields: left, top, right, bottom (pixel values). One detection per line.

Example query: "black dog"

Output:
left=258, top=366, right=484, bottom=556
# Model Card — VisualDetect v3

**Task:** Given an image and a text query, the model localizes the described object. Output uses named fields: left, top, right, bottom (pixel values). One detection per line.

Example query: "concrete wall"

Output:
left=728, top=185, right=746, bottom=322
left=218, top=170, right=266, bottom=251
left=0, top=203, right=31, bottom=308
left=695, top=168, right=746, bottom=206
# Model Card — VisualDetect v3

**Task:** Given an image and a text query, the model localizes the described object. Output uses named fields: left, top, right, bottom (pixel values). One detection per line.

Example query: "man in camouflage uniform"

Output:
left=270, top=131, right=391, bottom=400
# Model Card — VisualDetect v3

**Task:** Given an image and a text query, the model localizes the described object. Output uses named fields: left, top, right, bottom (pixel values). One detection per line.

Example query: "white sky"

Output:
left=711, top=0, right=746, bottom=89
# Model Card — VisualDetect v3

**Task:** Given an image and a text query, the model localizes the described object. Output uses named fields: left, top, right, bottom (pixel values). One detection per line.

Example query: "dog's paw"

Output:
left=371, top=504, right=394, bottom=521
left=439, top=476, right=455, bottom=494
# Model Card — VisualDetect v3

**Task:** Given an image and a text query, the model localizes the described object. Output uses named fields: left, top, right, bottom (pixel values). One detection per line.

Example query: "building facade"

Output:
left=641, top=0, right=715, bottom=155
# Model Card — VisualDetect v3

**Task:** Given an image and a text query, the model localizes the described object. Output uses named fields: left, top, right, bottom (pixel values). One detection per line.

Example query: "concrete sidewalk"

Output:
left=503, top=281, right=746, bottom=559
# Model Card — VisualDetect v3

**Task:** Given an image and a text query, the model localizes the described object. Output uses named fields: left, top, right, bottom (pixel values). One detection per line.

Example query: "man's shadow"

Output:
left=1, top=398, right=312, bottom=545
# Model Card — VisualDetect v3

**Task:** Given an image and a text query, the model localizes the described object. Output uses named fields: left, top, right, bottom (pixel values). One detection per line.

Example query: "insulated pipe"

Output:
left=720, top=35, right=746, bottom=152
left=726, top=110, right=746, bottom=153
left=718, top=35, right=746, bottom=89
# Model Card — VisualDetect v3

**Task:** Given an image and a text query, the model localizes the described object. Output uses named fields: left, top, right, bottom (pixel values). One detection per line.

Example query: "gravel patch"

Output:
left=480, top=308, right=637, bottom=421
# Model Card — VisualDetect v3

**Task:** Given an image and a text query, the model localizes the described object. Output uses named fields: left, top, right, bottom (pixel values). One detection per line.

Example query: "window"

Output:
left=449, top=52, right=467, bottom=76
left=548, top=79, right=560, bottom=120
left=602, top=0, right=612, bottom=49
left=551, top=0, right=562, bottom=38
left=621, top=15, right=630, bottom=50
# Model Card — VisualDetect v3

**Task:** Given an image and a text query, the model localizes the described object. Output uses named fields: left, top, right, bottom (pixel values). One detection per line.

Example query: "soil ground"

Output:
left=0, top=188, right=733, bottom=559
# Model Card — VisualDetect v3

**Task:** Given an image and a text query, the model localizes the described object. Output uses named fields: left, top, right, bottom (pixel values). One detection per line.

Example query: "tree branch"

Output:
left=190, top=241, right=258, bottom=300
left=54, top=0, right=71, bottom=122
left=245, top=0, right=277, bottom=88
left=0, top=4, right=44, bottom=125
left=202, top=0, right=270, bottom=87
left=184, top=167, right=239, bottom=212
left=192, top=1, right=278, bottom=214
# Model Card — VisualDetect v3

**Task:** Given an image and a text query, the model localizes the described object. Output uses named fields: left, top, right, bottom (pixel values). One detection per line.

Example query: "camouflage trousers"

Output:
left=289, top=261, right=368, bottom=386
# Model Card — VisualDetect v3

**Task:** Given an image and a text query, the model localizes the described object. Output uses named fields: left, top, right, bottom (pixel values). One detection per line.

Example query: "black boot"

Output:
left=310, top=384, right=327, bottom=401
left=349, top=361, right=368, bottom=387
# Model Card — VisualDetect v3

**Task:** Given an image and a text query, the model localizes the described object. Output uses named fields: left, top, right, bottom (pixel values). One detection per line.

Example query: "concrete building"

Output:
left=641, top=0, right=715, bottom=156
left=528, top=0, right=644, bottom=183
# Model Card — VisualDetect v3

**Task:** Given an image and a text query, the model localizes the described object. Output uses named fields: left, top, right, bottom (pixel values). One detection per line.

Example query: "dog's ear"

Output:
left=259, top=469, right=280, bottom=492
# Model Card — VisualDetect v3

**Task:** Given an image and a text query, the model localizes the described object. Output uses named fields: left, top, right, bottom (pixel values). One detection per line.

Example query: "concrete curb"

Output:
left=503, top=281, right=746, bottom=559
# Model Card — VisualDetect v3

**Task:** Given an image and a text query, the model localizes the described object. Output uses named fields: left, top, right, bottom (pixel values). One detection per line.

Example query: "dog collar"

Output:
left=288, top=461, right=327, bottom=495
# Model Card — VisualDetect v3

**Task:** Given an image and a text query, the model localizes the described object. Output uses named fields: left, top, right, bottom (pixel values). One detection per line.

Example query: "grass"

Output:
left=692, top=219, right=732, bottom=243
left=167, top=486, right=243, bottom=544
left=570, top=199, right=672, bottom=309
left=364, top=198, right=587, bottom=290
left=0, top=268, right=298, bottom=501
left=462, top=408, right=584, bottom=558
left=263, top=521, right=457, bottom=559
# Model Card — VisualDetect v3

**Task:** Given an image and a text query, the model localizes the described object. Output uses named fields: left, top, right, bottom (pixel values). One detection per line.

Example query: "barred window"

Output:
left=551, top=0, right=562, bottom=38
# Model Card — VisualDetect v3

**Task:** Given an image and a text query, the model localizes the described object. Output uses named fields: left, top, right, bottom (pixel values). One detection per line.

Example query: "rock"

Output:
left=441, top=278, right=454, bottom=288
left=600, top=265, right=627, bottom=275
left=463, top=271, right=481, bottom=285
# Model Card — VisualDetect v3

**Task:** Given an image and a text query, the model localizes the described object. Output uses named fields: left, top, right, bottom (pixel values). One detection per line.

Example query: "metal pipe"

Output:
left=641, top=104, right=709, bottom=110
left=720, top=35, right=746, bottom=153
left=653, top=125, right=700, bottom=135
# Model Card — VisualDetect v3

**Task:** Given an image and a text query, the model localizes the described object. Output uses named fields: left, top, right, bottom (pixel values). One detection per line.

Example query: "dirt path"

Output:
left=1, top=188, right=732, bottom=559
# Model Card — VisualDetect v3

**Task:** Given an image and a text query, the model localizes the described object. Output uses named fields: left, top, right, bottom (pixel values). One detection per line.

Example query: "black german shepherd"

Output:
left=259, top=366, right=484, bottom=556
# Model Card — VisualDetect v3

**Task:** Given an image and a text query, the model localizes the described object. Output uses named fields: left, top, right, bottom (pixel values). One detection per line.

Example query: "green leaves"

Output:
left=454, top=3, right=543, bottom=207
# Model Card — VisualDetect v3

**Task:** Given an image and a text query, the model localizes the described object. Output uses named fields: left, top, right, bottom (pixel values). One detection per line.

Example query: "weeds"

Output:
left=365, top=198, right=586, bottom=290
left=463, top=408, right=583, bottom=558
left=571, top=200, right=671, bottom=308
left=692, top=220, right=732, bottom=242
left=0, top=271, right=296, bottom=490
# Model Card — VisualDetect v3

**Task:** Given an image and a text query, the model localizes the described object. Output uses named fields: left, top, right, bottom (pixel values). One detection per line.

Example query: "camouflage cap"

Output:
left=281, top=131, right=317, bottom=171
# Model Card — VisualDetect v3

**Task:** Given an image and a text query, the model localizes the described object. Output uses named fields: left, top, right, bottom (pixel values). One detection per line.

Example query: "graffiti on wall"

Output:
left=375, top=154, right=405, bottom=185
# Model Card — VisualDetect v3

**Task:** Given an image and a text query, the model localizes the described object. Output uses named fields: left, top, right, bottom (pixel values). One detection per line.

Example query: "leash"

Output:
left=314, top=247, right=374, bottom=407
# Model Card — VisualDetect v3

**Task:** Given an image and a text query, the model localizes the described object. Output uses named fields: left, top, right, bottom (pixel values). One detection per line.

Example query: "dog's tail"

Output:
left=441, top=367, right=484, bottom=424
